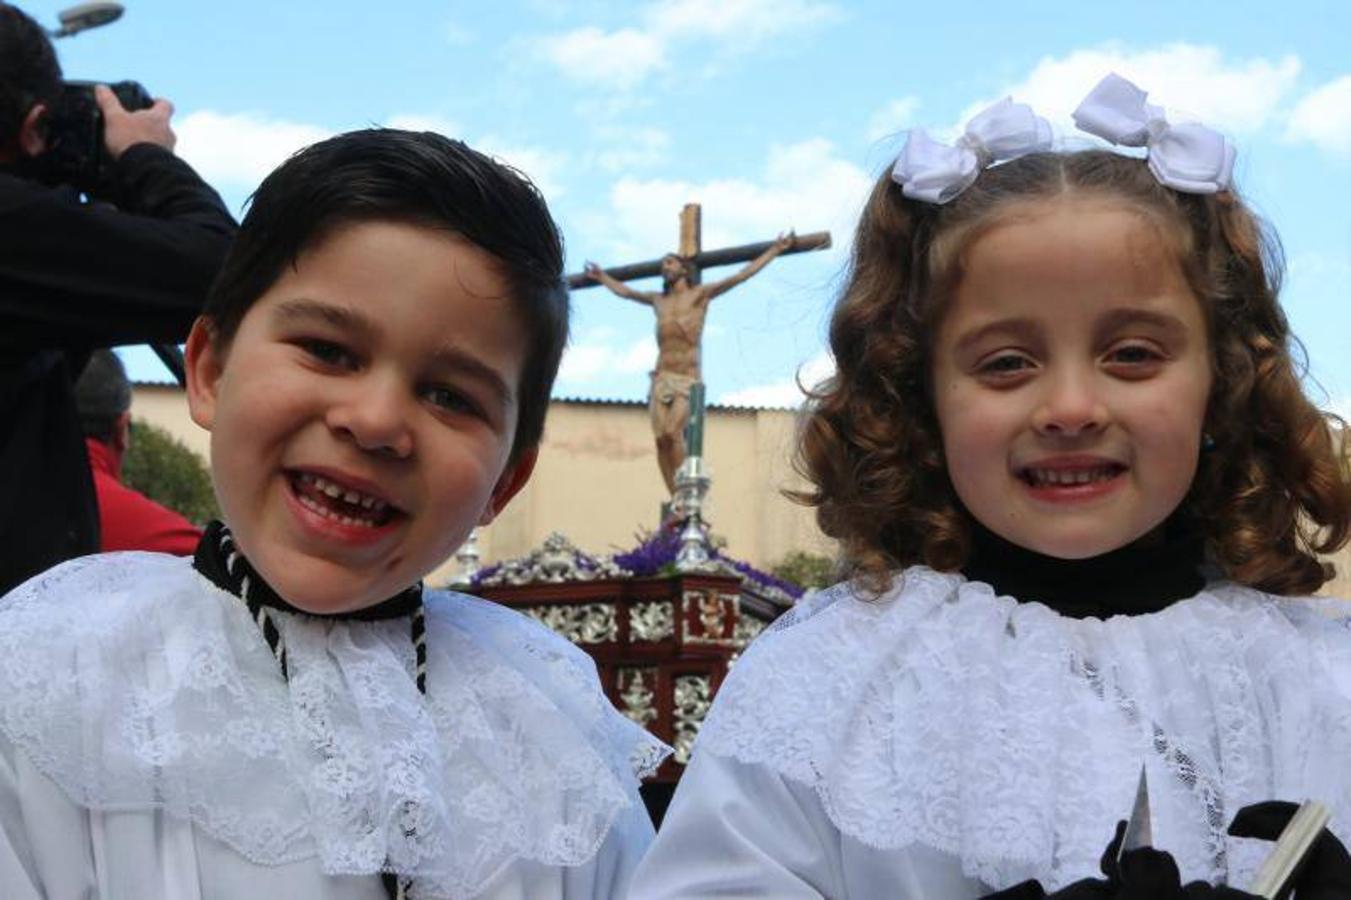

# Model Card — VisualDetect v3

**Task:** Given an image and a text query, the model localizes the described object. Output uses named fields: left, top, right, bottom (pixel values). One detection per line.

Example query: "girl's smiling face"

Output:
left=930, top=197, right=1213, bottom=560
left=186, top=220, right=536, bottom=614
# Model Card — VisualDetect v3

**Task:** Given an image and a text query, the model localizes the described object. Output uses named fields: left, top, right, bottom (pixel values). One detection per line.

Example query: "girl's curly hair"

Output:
left=795, top=150, right=1351, bottom=596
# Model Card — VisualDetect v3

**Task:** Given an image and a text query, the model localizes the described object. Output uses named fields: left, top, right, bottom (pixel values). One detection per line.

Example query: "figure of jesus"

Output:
left=585, top=231, right=794, bottom=494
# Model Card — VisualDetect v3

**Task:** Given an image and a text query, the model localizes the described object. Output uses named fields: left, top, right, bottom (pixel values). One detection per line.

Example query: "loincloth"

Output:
left=649, top=370, right=697, bottom=406
left=649, top=370, right=698, bottom=430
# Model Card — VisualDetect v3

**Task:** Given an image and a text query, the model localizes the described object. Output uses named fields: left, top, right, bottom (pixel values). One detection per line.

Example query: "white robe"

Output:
left=631, top=567, right=1351, bottom=898
left=0, top=552, right=669, bottom=900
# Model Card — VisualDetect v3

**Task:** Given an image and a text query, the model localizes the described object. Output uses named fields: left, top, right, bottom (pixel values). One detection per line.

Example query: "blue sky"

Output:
left=32, top=0, right=1351, bottom=415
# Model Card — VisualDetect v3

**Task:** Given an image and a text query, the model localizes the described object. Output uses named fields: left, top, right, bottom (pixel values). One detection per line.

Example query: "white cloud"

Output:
left=955, top=44, right=1301, bottom=138
left=1289, top=250, right=1351, bottom=285
left=557, top=344, right=611, bottom=382
left=644, top=0, right=841, bottom=44
left=866, top=96, right=921, bottom=143
left=175, top=110, right=331, bottom=187
left=1286, top=75, right=1351, bottom=157
left=603, top=137, right=871, bottom=262
left=594, top=126, right=672, bottom=172
left=1331, top=395, right=1351, bottom=422
left=536, top=26, right=667, bottom=91
left=387, top=114, right=568, bottom=198
left=719, top=351, right=834, bottom=408
left=537, top=0, right=839, bottom=92
left=178, top=107, right=567, bottom=212
left=478, top=137, right=570, bottom=198
left=558, top=333, right=658, bottom=383
left=618, top=336, right=659, bottom=372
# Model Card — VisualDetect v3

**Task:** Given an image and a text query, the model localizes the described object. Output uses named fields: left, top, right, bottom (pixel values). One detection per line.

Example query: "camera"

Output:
left=40, top=79, right=152, bottom=193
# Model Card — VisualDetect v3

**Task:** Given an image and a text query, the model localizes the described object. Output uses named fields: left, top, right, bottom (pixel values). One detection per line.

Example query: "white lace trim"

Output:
left=0, top=553, right=669, bottom=899
left=695, top=567, right=1351, bottom=890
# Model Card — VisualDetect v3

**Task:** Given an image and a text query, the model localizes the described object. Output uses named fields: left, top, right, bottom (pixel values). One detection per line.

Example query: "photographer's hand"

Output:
left=97, top=85, right=176, bottom=159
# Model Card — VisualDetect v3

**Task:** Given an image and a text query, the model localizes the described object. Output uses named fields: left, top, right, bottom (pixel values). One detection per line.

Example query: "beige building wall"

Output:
left=130, top=383, right=1351, bottom=597
left=1327, top=562, right=1351, bottom=598
left=490, top=400, right=834, bottom=567
left=129, top=385, right=837, bottom=583
left=133, top=384, right=213, bottom=463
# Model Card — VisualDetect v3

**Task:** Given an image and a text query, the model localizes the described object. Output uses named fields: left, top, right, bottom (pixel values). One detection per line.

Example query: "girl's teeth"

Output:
left=1028, top=466, right=1116, bottom=486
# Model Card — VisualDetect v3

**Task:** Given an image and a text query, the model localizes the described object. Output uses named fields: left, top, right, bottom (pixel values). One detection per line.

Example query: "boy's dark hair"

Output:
left=0, top=5, right=63, bottom=148
left=74, top=349, right=132, bottom=443
left=203, top=128, right=570, bottom=459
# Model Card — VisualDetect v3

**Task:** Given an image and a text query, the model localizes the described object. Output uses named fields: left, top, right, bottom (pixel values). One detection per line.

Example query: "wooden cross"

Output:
left=571, top=203, right=830, bottom=495
left=568, top=203, right=830, bottom=291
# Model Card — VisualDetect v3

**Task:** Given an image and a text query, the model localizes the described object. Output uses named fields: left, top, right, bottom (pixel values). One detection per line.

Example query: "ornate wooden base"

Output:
left=473, top=570, right=789, bottom=785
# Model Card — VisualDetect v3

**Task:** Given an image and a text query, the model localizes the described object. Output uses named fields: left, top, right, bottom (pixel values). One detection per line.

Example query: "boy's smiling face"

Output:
left=186, top=220, right=535, bottom=614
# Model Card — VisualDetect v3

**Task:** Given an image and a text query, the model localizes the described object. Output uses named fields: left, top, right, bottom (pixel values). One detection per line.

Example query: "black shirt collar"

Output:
left=959, top=517, right=1207, bottom=619
left=193, top=520, right=422, bottom=621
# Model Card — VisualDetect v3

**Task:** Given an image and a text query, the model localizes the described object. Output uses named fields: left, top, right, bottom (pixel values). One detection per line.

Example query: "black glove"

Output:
left=1227, top=801, right=1351, bottom=900
left=982, top=821, right=1257, bottom=899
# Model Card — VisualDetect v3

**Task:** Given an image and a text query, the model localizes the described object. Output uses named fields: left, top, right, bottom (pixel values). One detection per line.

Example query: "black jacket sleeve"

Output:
left=0, top=143, right=235, bottom=595
left=0, top=142, right=237, bottom=352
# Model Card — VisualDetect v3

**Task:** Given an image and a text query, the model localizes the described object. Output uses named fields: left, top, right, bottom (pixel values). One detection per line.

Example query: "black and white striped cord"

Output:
left=220, top=531, right=289, bottom=678
left=220, top=528, right=426, bottom=900
left=242, top=575, right=424, bottom=696
left=381, top=872, right=413, bottom=899
left=411, top=605, right=427, bottom=694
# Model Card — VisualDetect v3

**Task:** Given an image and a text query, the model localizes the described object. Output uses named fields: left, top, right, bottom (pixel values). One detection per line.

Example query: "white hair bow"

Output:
left=891, top=98, right=1052, bottom=204
left=1072, top=73, right=1235, bottom=194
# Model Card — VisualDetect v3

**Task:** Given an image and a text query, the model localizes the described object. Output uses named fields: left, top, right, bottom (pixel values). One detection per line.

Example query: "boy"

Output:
left=0, top=130, right=668, bottom=899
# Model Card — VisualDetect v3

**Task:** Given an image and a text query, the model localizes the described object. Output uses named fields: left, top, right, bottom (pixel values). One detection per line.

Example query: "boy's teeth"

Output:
left=293, top=472, right=391, bottom=517
left=297, top=491, right=382, bottom=527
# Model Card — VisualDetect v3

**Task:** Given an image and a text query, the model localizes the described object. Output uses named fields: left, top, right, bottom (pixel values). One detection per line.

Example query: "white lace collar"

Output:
left=696, top=568, right=1351, bottom=890
left=0, top=552, right=668, bottom=898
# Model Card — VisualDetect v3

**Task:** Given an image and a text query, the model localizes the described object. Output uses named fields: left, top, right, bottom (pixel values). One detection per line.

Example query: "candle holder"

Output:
left=674, top=455, right=714, bottom=572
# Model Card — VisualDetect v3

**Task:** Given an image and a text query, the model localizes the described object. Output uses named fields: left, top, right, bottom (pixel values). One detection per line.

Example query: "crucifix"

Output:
left=574, top=203, right=831, bottom=494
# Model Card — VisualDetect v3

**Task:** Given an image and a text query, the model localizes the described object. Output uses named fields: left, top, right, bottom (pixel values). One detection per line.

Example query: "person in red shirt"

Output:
left=74, top=349, right=202, bottom=555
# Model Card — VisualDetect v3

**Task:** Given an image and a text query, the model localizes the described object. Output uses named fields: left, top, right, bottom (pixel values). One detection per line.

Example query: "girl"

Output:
left=630, top=74, right=1351, bottom=897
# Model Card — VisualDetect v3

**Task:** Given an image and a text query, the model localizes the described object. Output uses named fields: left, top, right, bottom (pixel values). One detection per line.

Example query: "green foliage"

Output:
left=121, top=419, right=220, bottom=525
left=770, top=550, right=836, bottom=590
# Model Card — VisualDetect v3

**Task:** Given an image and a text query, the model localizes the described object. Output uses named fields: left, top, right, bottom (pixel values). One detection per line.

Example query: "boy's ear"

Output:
left=479, top=447, right=538, bottom=526
left=184, top=317, right=224, bottom=432
left=18, top=104, right=48, bottom=157
left=112, top=411, right=132, bottom=455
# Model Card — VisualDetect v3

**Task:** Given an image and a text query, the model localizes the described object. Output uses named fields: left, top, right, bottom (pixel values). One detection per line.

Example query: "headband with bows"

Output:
left=890, top=73, right=1236, bottom=204
left=891, top=98, right=1052, bottom=204
left=1071, top=72, right=1235, bottom=195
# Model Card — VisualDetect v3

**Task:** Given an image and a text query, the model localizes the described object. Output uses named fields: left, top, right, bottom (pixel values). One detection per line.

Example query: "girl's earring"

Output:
left=1201, top=432, right=1217, bottom=452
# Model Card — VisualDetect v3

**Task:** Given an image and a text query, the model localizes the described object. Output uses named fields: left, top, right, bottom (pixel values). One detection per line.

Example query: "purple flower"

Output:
left=612, top=528, right=682, bottom=576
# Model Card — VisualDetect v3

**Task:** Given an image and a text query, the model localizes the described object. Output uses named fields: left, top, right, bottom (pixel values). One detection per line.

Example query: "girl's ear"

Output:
left=184, top=317, right=224, bottom=432
left=479, top=447, right=538, bottom=527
